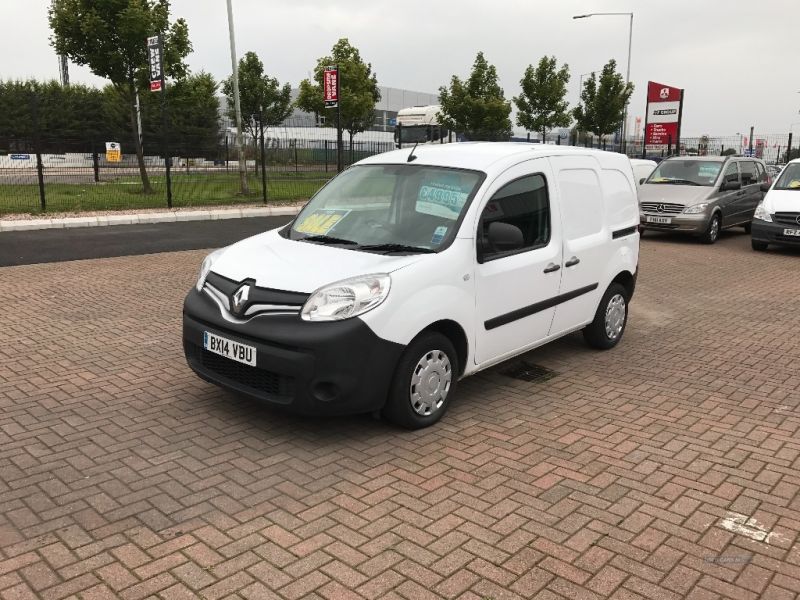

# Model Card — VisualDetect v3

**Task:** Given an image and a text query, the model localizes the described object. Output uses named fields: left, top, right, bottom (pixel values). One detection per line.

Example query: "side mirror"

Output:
left=487, top=221, right=524, bottom=254
left=639, top=178, right=646, bottom=185
left=760, top=182, right=771, bottom=193
left=722, top=180, right=741, bottom=191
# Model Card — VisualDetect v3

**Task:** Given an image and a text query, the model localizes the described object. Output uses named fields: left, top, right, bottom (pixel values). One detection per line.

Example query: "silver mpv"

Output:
left=639, top=156, right=769, bottom=243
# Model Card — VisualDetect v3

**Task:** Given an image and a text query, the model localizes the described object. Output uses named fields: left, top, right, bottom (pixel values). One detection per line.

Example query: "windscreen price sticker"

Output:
left=416, top=184, right=469, bottom=219
left=295, top=209, right=350, bottom=235
left=147, top=36, right=163, bottom=92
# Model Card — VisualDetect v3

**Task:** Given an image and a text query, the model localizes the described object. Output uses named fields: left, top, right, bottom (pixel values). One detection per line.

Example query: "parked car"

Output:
left=183, top=144, right=640, bottom=429
left=630, top=158, right=658, bottom=187
left=639, top=155, right=769, bottom=243
left=766, top=164, right=785, bottom=179
left=751, top=158, right=800, bottom=251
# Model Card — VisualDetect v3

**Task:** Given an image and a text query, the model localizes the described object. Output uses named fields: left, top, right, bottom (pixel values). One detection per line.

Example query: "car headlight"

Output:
left=683, top=203, right=709, bottom=214
left=753, top=202, right=772, bottom=222
left=196, top=248, right=225, bottom=291
left=301, top=274, right=391, bottom=321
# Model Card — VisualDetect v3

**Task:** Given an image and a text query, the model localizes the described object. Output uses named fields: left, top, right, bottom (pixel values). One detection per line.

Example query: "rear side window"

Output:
left=740, top=161, right=758, bottom=185
left=722, top=162, right=739, bottom=185
left=558, top=168, right=604, bottom=239
left=755, top=162, right=769, bottom=182
left=479, top=174, right=550, bottom=260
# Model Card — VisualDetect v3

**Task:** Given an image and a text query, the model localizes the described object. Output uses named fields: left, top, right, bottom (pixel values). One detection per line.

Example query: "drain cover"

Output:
left=498, top=361, right=558, bottom=383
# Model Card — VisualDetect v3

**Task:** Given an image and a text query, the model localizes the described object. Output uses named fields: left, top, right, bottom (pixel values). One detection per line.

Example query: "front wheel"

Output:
left=701, top=213, right=721, bottom=244
left=382, top=332, right=458, bottom=429
left=583, top=283, right=629, bottom=350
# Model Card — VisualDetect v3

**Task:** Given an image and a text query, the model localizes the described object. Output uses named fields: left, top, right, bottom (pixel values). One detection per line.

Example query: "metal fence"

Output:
left=0, top=118, right=395, bottom=215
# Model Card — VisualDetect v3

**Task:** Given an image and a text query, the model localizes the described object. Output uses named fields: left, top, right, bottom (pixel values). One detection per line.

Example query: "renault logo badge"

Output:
left=231, top=284, right=250, bottom=316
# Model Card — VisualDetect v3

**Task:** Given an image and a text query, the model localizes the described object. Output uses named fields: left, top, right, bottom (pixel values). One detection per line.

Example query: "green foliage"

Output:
left=513, top=56, right=571, bottom=141
left=295, top=39, right=381, bottom=141
left=0, top=80, right=108, bottom=142
left=49, top=0, right=192, bottom=191
left=222, top=52, right=292, bottom=140
left=438, top=52, right=512, bottom=141
left=783, top=147, right=800, bottom=162
left=572, top=59, right=633, bottom=139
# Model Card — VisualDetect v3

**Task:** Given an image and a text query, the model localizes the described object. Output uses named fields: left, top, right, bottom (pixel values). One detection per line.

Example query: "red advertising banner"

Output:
left=323, top=66, right=338, bottom=107
left=644, top=81, right=683, bottom=147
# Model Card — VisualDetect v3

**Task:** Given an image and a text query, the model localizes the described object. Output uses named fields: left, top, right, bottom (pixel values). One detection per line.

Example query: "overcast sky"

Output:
left=3, top=0, right=799, bottom=136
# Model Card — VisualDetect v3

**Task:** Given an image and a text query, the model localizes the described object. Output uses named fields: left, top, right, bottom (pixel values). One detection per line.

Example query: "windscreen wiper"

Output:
left=664, top=178, right=701, bottom=186
left=356, top=243, right=436, bottom=254
left=299, top=234, right=358, bottom=245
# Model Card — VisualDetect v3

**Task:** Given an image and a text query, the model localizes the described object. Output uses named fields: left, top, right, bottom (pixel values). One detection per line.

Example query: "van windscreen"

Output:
left=646, top=160, right=723, bottom=186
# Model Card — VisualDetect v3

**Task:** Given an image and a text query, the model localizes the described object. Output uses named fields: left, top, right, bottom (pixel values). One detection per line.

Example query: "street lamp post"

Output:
left=574, top=12, right=633, bottom=153
left=226, top=0, right=249, bottom=195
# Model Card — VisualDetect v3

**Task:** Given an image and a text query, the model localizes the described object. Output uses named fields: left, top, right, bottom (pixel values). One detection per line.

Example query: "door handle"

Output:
left=543, top=263, right=560, bottom=274
left=565, top=256, right=580, bottom=267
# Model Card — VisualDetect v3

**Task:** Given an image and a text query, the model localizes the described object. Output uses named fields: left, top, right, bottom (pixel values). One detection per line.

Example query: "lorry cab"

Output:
left=183, top=143, right=640, bottom=429
left=394, top=105, right=450, bottom=148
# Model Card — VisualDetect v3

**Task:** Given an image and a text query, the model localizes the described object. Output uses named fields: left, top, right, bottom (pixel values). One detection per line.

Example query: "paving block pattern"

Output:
left=1, top=233, right=799, bottom=599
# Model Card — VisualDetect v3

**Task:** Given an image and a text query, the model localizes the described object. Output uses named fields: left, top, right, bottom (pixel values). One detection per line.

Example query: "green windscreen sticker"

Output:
left=416, top=184, right=469, bottom=219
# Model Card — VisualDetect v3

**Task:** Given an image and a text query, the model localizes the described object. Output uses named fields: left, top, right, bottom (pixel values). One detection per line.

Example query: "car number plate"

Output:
left=783, top=228, right=800, bottom=237
left=203, top=331, right=256, bottom=366
left=646, top=216, right=672, bottom=224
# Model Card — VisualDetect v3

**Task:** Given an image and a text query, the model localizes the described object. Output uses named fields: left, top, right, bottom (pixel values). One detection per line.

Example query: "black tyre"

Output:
left=638, top=227, right=645, bottom=238
left=583, top=283, right=629, bottom=350
left=382, top=332, right=458, bottom=429
left=751, top=239, right=768, bottom=251
left=743, top=221, right=752, bottom=234
left=701, top=213, right=721, bottom=244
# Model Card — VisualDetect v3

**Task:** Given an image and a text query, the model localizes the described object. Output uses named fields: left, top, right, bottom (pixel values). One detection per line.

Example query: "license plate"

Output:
left=783, top=228, right=800, bottom=237
left=203, top=331, right=256, bottom=366
left=646, top=216, right=672, bottom=224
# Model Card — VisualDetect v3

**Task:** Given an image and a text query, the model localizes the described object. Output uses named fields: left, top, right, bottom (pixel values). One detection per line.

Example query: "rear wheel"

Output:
left=701, top=213, right=721, bottom=244
left=382, top=332, right=458, bottom=429
left=751, top=240, right=768, bottom=251
left=583, top=283, right=629, bottom=350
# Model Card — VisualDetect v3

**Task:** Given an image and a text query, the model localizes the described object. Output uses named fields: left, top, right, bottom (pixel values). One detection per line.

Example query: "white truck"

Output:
left=394, top=105, right=452, bottom=148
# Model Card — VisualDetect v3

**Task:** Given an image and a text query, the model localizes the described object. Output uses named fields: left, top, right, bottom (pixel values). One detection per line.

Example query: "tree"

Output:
left=49, top=0, right=191, bottom=193
left=222, top=52, right=292, bottom=141
left=573, top=59, right=633, bottom=144
left=513, top=56, right=571, bottom=143
left=721, top=147, right=737, bottom=156
left=438, top=52, right=512, bottom=141
left=295, top=39, right=380, bottom=149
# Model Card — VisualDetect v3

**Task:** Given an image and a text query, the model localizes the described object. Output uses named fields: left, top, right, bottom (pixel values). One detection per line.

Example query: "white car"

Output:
left=184, top=143, right=640, bottom=428
left=751, top=158, right=800, bottom=251
left=630, top=158, right=658, bottom=186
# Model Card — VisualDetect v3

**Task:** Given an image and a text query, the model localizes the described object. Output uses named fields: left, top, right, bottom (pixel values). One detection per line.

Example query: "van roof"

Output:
left=358, top=142, right=631, bottom=173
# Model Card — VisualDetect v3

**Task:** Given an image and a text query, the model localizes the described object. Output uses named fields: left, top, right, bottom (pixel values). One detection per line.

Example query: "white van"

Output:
left=183, top=143, right=640, bottom=429
left=630, top=158, right=657, bottom=186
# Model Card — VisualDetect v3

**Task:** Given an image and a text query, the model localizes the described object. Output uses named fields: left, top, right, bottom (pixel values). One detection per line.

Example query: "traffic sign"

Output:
left=106, top=142, right=121, bottom=162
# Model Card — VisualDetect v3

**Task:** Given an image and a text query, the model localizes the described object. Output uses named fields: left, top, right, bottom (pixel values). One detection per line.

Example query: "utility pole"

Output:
left=226, top=0, right=249, bottom=195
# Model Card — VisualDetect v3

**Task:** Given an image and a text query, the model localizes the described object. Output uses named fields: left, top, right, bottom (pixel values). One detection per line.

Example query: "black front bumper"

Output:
left=183, top=288, right=404, bottom=415
left=751, top=219, right=800, bottom=246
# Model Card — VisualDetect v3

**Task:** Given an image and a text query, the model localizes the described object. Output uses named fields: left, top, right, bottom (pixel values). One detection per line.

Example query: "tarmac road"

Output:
left=0, top=216, right=293, bottom=266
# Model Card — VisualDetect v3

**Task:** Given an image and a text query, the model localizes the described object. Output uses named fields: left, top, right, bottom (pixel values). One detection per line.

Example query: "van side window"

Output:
left=722, top=162, right=739, bottom=185
left=755, top=162, right=769, bottom=182
left=740, top=161, right=757, bottom=185
left=479, top=174, right=549, bottom=261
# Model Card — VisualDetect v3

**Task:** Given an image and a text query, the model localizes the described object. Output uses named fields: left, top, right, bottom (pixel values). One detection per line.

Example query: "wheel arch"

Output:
left=418, top=319, right=469, bottom=377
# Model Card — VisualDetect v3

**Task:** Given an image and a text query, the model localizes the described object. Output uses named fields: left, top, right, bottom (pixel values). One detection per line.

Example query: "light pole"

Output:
left=574, top=12, right=633, bottom=152
left=226, top=0, right=249, bottom=195
left=575, top=72, right=594, bottom=146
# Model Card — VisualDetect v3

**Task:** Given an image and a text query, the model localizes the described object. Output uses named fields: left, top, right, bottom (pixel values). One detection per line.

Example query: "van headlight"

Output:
left=301, top=274, right=391, bottom=321
left=753, top=202, right=772, bottom=222
left=196, top=248, right=225, bottom=291
left=683, top=203, right=709, bottom=214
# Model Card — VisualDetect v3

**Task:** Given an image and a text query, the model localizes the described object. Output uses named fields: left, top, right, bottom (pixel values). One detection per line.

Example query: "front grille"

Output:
left=640, top=202, right=685, bottom=214
left=773, top=212, right=800, bottom=226
left=187, top=342, right=295, bottom=400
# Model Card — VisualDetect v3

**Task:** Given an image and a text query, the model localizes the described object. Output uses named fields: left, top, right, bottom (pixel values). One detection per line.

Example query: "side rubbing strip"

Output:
left=484, top=283, right=599, bottom=331
left=613, top=226, right=638, bottom=239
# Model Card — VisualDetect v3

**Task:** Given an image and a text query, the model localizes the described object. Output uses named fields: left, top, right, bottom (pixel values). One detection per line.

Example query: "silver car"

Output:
left=639, top=156, right=769, bottom=243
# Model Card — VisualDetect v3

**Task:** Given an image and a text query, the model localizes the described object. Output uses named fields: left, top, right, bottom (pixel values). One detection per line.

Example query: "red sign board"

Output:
left=150, top=80, right=162, bottom=92
left=644, top=81, right=683, bottom=146
left=323, top=66, right=338, bottom=107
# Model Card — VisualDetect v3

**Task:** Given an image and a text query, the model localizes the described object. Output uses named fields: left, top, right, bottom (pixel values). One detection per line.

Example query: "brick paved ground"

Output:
left=1, top=231, right=799, bottom=600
